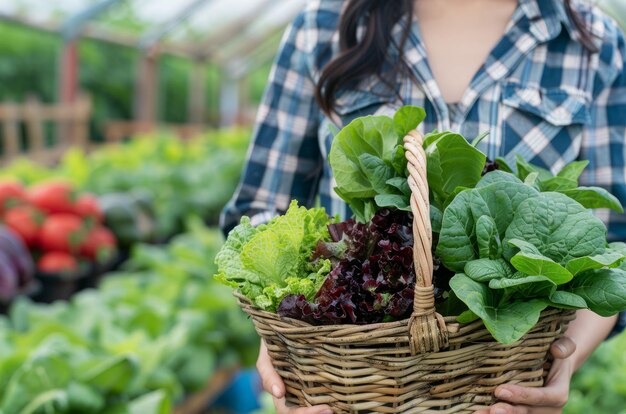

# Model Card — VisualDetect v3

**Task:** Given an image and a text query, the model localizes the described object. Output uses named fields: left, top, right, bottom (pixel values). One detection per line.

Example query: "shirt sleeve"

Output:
left=579, top=24, right=626, bottom=338
left=220, top=13, right=323, bottom=235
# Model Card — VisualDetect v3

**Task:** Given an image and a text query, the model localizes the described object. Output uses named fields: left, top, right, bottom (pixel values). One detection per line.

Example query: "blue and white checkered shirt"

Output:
left=221, top=0, right=626, bottom=336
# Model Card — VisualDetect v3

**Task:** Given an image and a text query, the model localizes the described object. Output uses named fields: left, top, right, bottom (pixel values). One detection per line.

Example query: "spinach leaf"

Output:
left=393, top=106, right=426, bottom=138
left=436, top=181, right=538, bottom=271
left=476, top=170, right=523, bottom=188
left=508, top=239, right=573, bottom=285
left=559, top=187, right=624, bottom=213
left=565, top=252, right=624, bottom=276
left=425, top=132, right=486, bottom=208
left=374, top=194, right=411, bottom=211
left=476, top=215, right=501, bottom=259
left=557, top=160, right=589, bottom=181
left=489, top=275, right=556, bottom=290
left=464, top=258, right=513, bottom=282
left=504, top=192, right=607, bottom=265
left=449, top=274, right=548, bottom=344
left=567, top=268, right=626, bottom=316
left=329, top=106, right=425, bottom=222
left=546, top=291, right=588, bottom=310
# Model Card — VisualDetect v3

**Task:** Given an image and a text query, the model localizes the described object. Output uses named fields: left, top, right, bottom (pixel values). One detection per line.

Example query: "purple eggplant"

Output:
left=0, top=249, right=19, bottom=302
left=0, top=226, right=35, bottom=287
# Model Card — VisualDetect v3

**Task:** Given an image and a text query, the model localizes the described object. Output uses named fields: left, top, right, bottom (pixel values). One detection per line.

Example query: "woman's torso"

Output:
left=310, top=0, right=612, bottom=220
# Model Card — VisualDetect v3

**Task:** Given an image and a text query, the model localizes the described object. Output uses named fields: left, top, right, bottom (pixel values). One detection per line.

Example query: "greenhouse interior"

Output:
left=0, top=0, right=625, bottom=413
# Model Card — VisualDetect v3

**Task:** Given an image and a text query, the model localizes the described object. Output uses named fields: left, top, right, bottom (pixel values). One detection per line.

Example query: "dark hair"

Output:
left=315, top=0, right=598, bottom=115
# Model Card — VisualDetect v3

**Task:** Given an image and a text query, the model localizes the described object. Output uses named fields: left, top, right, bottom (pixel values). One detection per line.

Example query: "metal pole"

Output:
left=138, top=0, right=214, bottom=51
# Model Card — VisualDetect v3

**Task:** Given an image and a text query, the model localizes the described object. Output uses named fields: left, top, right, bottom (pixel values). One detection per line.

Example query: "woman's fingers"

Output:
left=256, top=341, right=285, bottom=398
left=549, top=336, right=576, bottom=359
left=494, top=383, right=567, bottom=408
left=256, top=341, right=332, bottom=413
left=273, top=396, right=333, bottom=414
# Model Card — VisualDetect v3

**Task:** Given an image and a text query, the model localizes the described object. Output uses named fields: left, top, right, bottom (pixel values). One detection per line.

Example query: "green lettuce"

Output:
left=215, top=201, right=333, bottom=311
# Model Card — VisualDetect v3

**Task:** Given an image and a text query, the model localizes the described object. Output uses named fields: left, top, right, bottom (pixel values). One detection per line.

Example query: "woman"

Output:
left=221, top=0, right=626, bottom=413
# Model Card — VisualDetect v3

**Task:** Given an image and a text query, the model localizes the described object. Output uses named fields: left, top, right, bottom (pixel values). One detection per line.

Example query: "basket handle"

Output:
left=404, top=130, right=449, bottom=354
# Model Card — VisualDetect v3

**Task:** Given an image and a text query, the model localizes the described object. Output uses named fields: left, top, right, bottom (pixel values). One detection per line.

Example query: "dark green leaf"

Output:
left=515, top=155, right=553, bottom=181
left=540, top=177, right=578, bottom=191
left=476, top=171, right=523, bottom=188
left=566, top=252, right=624, bottom=276
left=393, top=106, right=426, bottom=138
left=358, top=153, right=396, bottom=194
left=559, top=187, right=624, bottom=213
left=450, top=274, right=548, bottom=344
left=374, top=194, right=411, bottom=211
left=567, top=268, right=626, bottom=316
left=476, top=215, right=501, bottom=259
left=489, top=275, right=555, bottom=289
left=557, top=160, right=589, bottom=181
left=504, top=192, right=607, bottom=265
left=457, top=309, right=480, bottom=323
left=437, top=182, right=538, bottom=271
left=386, top=177, right=411, bottom=196
left=425, top=132, right=486, bottom=208
left=546, top=291, right=587, bottom=310
left=430, top=205, right=443, bottom=234
left=464, top=258, right=513, bottom=282
left=508, top=239, right=573, bottom=285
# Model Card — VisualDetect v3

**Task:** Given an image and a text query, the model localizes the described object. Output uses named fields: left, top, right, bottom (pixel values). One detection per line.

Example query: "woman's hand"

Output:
left=473, top=337, right=577, bottom=414
left=257, top=340, right=333, bottom=414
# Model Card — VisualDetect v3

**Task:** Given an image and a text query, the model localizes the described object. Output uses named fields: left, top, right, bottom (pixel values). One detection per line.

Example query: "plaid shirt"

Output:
left=221, top=0, right=626, bottom=336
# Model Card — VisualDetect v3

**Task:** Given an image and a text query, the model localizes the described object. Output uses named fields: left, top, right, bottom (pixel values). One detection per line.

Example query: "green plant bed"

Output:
left=0, top=219, right=258, bottom=414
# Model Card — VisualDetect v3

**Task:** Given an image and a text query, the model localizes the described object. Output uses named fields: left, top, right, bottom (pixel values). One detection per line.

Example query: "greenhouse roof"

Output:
left=0, top=0, right=306, bottom=61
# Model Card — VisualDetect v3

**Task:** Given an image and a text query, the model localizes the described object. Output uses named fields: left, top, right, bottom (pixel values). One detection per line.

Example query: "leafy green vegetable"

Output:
left=504, top=192, right=607, bottom=264
left=567, top=269, right=626, bottom=316
left=546, top=291, right=588, bottom=310
left=436, top=181, right=538, bottom=271
left=216, top=201, right=332, bottom=311
left=464, top=259, right=513, bottom=282
left=425, top=132, right=486, bottom=209
left=328, top=106, right=425, bottom=222
left=476, top=215, right=501, bottom=259
left=449, top=274, right=548, bottom=344
left=508, top=239, right=573, bottom=285
left=0, top=221, right=259, bottom=413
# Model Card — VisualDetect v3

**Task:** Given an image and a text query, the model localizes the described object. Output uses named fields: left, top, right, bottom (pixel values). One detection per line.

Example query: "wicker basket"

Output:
left=235, top=130, right=575, bottom=413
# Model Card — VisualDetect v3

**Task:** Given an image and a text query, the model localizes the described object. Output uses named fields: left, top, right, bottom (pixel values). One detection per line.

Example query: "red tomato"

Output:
left=3, top=206, right=43, bottom=248
left=28, top=182, right=77, bottom=215
left=38, top=214, right=86, bottom=253
left=0, top=181, right=27, bottom=213
left=38, top=252, right=78, bottom=274
left=75, top=194, right=104, bottom=223
left=80, top=226, right=117, bottom=262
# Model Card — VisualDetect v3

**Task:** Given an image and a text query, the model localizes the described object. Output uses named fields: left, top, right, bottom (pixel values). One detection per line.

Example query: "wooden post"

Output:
left=1, top=102, right=21, bottom=162
left=71, top=95, right=92, bottom=149
left=24, top=96, right=45, bottom=156
left=134, top=50, right=159, bottom=127
left=59, top=41, right=79, bottom=103
left=188, top=60, right=206, bottom=124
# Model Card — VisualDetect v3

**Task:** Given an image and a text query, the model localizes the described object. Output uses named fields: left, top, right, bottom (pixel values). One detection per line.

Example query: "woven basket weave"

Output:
left=235, top=130, right=575, bottom=413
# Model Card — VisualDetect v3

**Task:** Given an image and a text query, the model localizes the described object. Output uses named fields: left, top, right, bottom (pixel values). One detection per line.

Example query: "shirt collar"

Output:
left=519, top=0, right=603, bottom=48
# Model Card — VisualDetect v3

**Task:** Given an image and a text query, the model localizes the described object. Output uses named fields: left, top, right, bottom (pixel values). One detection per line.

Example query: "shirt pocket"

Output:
left=320, top=89, right=395, bottom=157
left=333, top=90, right=394, bottom=125
left=500, top=81, right=590, bottom=172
